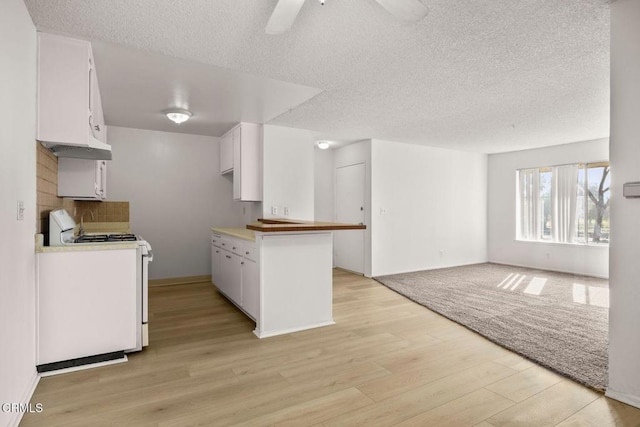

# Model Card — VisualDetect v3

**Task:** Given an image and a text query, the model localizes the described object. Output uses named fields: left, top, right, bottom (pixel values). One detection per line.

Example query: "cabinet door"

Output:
left=36, top=249, right=137, bottom=365
left=211, top=245, right=221, bottom=287
left=37, top=33, right=91, bottom=146
left=58, top=158, right=101, bottom=200
left=234, top=123, right=262, bottom=202
left=97, top=160, right=107, bottom=200
left=219, top=131, right=234, bottom=174
left=219, top=250, right=242, bottom=304
left=232, top=127, right=241, bottom=199
left=89, top=56, right=107, bottom=144
left=242, top=258, right=259, bottom=320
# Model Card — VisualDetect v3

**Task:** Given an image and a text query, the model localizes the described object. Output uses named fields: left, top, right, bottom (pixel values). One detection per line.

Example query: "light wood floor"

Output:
left=21, top=269, right=640, bottom=426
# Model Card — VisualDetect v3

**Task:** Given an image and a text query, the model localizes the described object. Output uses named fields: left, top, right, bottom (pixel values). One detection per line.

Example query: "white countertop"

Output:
left=35, top=234, right=139, bottom=253
left=211, top=227, right=256, bottom=242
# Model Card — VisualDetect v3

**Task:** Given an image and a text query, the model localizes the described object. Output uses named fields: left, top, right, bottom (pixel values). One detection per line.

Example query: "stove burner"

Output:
left=74, top=233, right=138, bottom=243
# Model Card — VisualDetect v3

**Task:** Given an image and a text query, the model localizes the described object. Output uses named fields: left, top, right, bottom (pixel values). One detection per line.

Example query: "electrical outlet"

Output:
left=284, top=207, right=290, bottom=216
left=17, top=200, right=24, bottom=221
left=271, top=206, right=278, bottom=215
left=439, top=249, right=444, bottom=257
left=380, top=208, right=387, bottom=215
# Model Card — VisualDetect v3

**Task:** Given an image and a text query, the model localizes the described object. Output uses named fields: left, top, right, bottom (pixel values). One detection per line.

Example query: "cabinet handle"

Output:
left=245, top=251, right=249, bottom=255
left=94, top=124, right=101, bottom=131
left=216, top=250, right=219, bottom=253
left=232, top=246, right=236, bottom=250
left=226, top=255, right=231, bottom=259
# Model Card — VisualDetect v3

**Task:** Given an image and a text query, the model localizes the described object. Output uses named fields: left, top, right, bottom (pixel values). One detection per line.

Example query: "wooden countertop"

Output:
left=246, top=218, right=366, bottom=233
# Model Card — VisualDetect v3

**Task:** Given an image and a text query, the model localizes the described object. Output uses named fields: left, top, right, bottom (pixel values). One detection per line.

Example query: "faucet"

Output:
left=79, top=210, right=94, bottom=236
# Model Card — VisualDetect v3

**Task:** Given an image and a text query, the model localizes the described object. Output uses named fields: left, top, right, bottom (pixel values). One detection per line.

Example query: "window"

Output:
left=517, top=162, right=610, bottom=245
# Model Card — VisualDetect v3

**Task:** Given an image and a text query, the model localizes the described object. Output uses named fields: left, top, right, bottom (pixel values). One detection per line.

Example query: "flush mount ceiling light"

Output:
left=164, top=108, right=192, bottom=124
left=316, top=140, right=330, bottom=150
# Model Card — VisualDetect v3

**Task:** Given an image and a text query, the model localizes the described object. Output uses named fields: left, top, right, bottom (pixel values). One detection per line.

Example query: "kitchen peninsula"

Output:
left=212, top=219, right=365, bottom=338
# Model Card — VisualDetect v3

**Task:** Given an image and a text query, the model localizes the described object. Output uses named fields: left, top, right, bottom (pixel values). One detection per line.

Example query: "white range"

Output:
left=37, top=209, right=153, bottom=372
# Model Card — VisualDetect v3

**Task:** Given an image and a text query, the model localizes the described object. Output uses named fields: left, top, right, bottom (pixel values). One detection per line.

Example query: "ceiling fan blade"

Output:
left=265, top=0, right=306, bottom=34
left=374, top=0, right=429, bottom=22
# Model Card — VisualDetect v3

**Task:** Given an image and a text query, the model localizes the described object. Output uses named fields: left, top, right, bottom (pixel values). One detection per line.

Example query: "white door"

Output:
left=335, top=163, right=365, bottom=274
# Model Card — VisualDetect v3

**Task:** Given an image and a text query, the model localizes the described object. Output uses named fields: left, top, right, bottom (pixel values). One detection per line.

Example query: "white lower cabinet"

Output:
left=211, top=233, right=259, bottom=321
left=220, top=250, right=242, bottom=304
left=242, top=257, right=259, bottom=319
left=211, top=234, right=222, bottom=286
left=36, top=248, right=138, bottom=366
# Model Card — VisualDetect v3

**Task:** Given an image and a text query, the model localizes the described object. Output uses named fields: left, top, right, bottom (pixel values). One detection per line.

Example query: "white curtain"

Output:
left=518, top=169, right=539, bottom=240
left=552, top=165, right=579, bottom=243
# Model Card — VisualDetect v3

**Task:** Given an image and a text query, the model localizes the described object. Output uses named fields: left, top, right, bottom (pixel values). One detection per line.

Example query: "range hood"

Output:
left=43, top=136, right=112, bottom=161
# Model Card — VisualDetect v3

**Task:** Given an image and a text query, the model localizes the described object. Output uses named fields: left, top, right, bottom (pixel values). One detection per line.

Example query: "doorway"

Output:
left=335, top=163, right=365, bottom=274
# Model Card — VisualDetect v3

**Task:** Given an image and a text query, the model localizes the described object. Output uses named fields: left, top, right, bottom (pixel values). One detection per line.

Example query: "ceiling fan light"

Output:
left=164, top=108, right=192, bottom=124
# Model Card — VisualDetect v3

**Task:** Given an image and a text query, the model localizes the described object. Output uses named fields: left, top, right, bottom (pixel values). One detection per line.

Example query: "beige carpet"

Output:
left=374, top=263, right=608, bottom=390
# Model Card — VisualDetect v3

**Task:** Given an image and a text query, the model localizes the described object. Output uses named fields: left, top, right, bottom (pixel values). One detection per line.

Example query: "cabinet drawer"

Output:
left=229, top=241, right=243, bottom=256
left=220, top=238, right=232, bottom=251
left=243, top=245, right=258, bottom=262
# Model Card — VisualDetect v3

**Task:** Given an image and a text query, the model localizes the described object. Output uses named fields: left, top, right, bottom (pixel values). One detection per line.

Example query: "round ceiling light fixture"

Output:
left=316, top=140, right=330, bottom=150
left=164, top=108, right=192, bottom=124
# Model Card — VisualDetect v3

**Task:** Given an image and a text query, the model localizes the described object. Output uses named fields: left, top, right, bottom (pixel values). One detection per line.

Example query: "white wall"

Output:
left=370, top=139, right=487, bottom=277
left=262, top=125, right=315, bottom=220
left=107, top=126, right=244, bottom=280
left=0, top=1, right=38, bottom=426
left=608, top=0, right=640, bottom=408
left=488, top=139, right=609, bottom=278
left=314, top=148, right=334, bottom=221
left=334, top=141, right=373, bottom=276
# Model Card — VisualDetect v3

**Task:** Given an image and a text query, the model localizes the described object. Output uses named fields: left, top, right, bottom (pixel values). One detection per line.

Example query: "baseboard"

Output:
left=605, top=388, right=640, bottom=409
left=488, top=261, right=609, bottom=280
left=149, top=275, right=211, bottom=287
left=254, top=320, right=336, bottom=339
left=334, top=267, right=365, bottom=276
left=8, top=371, right=40, bottom=427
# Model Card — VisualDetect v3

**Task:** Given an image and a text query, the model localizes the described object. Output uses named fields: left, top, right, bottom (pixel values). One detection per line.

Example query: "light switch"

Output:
left=623, top=182, right=640, bottom=198
left=17, top=200, right=24, bottom=221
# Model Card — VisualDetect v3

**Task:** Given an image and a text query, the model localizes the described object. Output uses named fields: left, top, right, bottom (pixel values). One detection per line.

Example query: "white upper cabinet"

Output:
left=37, top=33, right=108, bottom=147
left=219, top=130, right=234, bottom=174
left=233, top=123, right=263, bottom=202
left=219, top=123, right=263, bottom=201
left=58, top=158, right=107, bottom=200
left=89, top=63, right=107, bottom=144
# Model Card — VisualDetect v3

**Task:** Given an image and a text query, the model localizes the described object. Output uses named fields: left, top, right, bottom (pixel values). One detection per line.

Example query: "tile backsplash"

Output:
left=74, top=201, right=129, bottom=223
left=37, top=143, right=73, bottom=235
left=36, top=142, right=129, bottom=237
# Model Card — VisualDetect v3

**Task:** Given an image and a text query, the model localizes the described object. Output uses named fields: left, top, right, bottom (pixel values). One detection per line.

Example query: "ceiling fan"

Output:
left=265, top=0, right=429, bottom=34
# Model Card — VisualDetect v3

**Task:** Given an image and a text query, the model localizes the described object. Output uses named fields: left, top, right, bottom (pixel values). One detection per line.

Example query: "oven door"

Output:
left=125, top=241, right=152, bottom=353
left=141, top=242, right=152, bottom=347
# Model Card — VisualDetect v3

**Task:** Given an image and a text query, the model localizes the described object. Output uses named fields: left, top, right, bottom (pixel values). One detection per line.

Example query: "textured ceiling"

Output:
left=23, top=0, right=610, bottom=153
